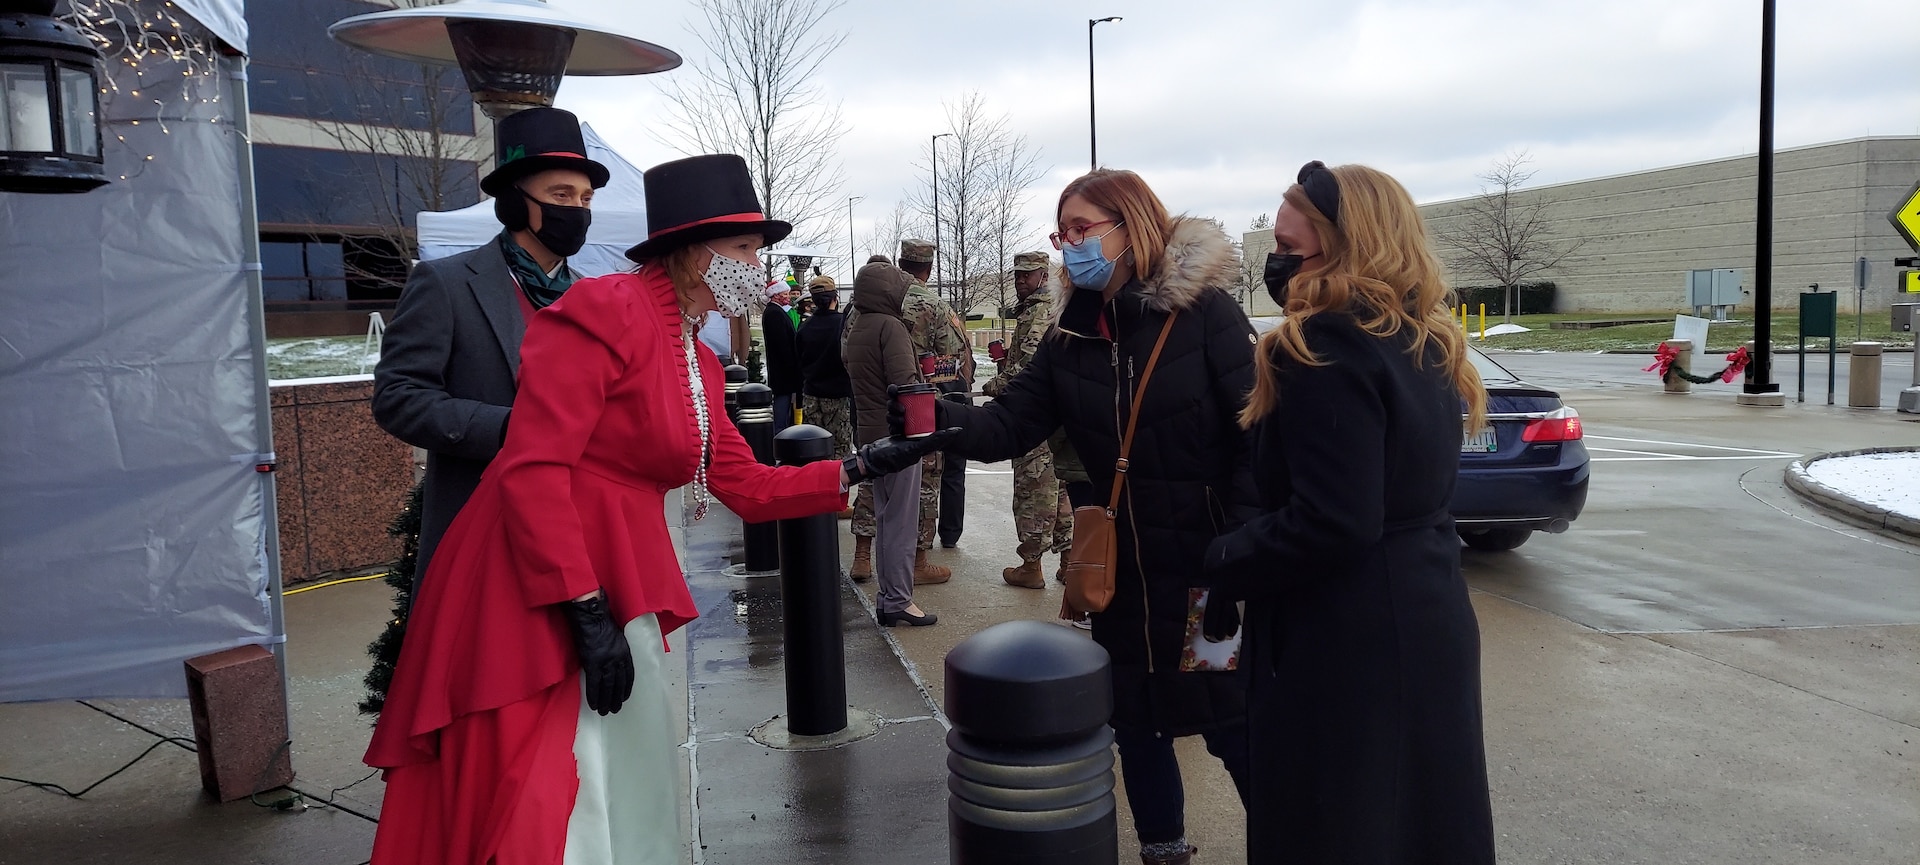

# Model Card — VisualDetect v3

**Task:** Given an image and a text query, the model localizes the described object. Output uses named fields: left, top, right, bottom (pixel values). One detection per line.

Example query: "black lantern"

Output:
left=329, top=0, right=680, bottom=119
left=0, top=0, right=106, bottom=193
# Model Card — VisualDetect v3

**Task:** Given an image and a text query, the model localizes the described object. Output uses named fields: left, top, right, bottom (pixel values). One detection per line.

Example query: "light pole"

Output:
left=329, top=0, right=681, bottom=118
left=931, top=131, right=953, bottom=299
left=1744, top=0, right=1781, bottom=401
left=847, top=195, right=863, bottom=280
left=1088, top=16, right=1121, bottom=170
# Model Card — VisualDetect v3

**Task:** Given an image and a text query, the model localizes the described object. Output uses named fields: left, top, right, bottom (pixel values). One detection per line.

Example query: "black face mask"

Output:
left=521, top=188, right=591, bottom=258
left=1264, top=252, right=1304, bottom=306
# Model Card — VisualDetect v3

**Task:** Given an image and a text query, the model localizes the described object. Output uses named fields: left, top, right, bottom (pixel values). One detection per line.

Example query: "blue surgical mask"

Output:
left=1062, top=234, right=1127, bottom=291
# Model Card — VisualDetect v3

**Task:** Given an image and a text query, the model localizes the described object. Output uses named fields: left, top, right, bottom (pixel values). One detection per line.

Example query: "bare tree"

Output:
left=912, top=93, right=1043, bottom=320
left=655, top=0, right=848, bottom=246
left=1250, top=213, right=1272, bottom=231
left=862, top=200, right=920, bottom=263
left=1436, top=151, right=1581, bottom=323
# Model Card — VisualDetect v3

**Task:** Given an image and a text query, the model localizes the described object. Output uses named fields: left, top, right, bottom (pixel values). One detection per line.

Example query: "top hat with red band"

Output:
left=480, top=108, right=610, bottom=197
left=624, top=154, right=792, bottom=262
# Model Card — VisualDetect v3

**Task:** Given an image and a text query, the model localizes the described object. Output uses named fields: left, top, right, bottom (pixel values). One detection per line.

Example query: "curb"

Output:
left=1783, top=447, right=1920, bottom=540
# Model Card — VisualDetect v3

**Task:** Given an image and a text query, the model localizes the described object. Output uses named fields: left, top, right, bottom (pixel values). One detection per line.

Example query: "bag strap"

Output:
left=1106, top=310, right=1180, bottom=513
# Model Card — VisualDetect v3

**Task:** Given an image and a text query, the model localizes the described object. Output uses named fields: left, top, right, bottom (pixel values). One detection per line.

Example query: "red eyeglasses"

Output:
left=1049, top=220, right=1122, bottom=250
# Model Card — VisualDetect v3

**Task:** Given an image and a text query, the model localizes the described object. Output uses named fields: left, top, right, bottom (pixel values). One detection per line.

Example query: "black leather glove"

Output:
left=844, top=429, right=962, bottom=484
left=1201, top=590, right=1241, bottom=643
left=561, top=596, right=634, bottom=715
left=885, top=384, right=953, bottom=438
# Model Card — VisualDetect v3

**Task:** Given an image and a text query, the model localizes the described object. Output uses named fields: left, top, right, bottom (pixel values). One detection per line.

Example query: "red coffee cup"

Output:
left=897, top=383, right=939, bottom=438
left=918, top=352, right=937, bottom=376
left=987, top=339, right=1006, bottom=361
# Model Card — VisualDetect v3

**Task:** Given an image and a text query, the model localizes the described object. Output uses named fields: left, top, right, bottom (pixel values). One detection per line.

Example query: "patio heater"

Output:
left=328, top=0, right=682, bottom=119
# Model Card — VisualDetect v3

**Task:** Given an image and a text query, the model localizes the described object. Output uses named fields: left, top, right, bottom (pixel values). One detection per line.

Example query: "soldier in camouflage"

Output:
left=982, top=251, right=1071, bottom=588
left=894, top=239, right=966, bottom=583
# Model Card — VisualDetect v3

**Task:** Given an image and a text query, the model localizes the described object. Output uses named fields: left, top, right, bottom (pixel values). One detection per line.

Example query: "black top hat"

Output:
left=480, top=108, right=610, bottom=197
left=624, top=154, right=793, bottom=262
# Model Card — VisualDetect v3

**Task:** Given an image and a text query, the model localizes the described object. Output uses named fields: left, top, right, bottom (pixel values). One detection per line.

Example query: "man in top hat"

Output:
left=373, top=107, right=608, bottom=590
left=895, top=239, right=968, bottom=580
left=761, top=276, right=802, bottom=430
left=981, top=251, right=1074, bottom=589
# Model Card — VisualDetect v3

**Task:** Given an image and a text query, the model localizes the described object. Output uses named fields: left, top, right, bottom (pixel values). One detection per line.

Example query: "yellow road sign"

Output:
left=1891, top=180, right=1920, bottom=252
left=1905, top=270, right=1920, bottom=293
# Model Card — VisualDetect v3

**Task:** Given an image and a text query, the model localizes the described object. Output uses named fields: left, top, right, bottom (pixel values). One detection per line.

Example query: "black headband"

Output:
left=1297, top=160, right=1341, bottom=227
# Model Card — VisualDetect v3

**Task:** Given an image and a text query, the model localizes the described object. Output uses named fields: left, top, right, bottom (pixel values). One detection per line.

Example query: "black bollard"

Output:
left=946, top=621, right=1116, bottom=865
left=724, top=363, right=749, bottom=425
left=734, top=382, right=781, bottom=574
left=773, top=424, right=848, bottom=736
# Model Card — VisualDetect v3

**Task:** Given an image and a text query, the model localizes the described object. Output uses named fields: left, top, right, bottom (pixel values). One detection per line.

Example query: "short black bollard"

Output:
left=734, top=382, right=781, bottom=574
left=773, top=424, right=848, bottom=736
left=724, top=363, right=749, bottom=425
left=946, top=620, right=1116, bottom=865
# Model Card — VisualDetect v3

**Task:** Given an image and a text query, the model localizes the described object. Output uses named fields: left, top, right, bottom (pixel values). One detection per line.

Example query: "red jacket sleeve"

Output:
left=699, top=344, right=847, bottom=522
left=493, top=276, right=638, bottom=608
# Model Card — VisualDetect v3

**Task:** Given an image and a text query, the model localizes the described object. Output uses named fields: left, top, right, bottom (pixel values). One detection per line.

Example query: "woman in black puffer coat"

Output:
left=928, top=169, right=1256, bottom=865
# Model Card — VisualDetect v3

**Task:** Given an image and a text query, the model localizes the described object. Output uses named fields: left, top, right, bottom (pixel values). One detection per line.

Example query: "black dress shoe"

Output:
left=939, top=539, right=959, bottom=549
left=878, top=608, right=938, bottom=627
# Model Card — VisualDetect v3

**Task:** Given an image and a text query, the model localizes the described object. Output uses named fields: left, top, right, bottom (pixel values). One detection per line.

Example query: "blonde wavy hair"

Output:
left=1239, top=164, right=1487, bottom=433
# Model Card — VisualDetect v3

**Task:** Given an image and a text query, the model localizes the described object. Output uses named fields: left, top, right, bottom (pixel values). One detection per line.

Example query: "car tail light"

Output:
left=1521, top=407, right=1582, bottom=443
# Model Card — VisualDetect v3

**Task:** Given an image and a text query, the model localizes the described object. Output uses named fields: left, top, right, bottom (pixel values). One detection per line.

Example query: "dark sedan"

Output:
left=1453, top=347, right=1589, bottom=551
left=1245, top=318, right=1588, bottom=552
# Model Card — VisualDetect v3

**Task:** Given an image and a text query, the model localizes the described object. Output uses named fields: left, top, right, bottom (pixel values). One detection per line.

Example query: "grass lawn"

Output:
left=267, top=336, right=377, bottom=381
left=1469, top=313, right=1915, bottom=353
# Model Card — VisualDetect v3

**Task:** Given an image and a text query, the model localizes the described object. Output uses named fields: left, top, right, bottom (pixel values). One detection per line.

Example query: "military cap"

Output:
left=898, top=239, right=937, bottom=264
left=1012, top=251, right=1050, bottom=272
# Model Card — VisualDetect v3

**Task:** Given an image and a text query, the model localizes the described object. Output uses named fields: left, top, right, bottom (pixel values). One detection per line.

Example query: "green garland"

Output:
left=1664, top=365, right=1730, bottom=385
left=358, top=481, right=423, bottom=716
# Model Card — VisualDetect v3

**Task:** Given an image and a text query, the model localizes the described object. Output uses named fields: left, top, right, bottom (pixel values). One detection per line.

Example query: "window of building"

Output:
left=248, top=0, right=476, bottom=135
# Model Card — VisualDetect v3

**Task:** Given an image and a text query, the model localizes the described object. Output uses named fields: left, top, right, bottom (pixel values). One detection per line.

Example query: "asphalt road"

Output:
left=1482, top=345, right=1920, bottom=408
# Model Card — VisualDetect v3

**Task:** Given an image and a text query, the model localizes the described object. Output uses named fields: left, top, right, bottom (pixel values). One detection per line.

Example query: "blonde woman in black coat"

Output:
left=1201, top=162, right=1493, bottom=864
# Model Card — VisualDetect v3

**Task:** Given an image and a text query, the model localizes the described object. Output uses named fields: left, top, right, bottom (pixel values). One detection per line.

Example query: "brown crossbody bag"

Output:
left=1059, top=310, right=1179, bottom=618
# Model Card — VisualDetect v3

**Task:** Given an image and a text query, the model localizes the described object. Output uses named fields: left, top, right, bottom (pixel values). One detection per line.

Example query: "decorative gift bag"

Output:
left=1179, top=589, right=1242, bottom=672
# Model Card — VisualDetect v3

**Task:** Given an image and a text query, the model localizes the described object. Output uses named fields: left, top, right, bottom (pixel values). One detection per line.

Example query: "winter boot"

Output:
left=1054, top=549, right=1070, bottom=584
left=850, top=536, right=873, bottom=583
left=1140, top=842, right=1196, bottom=865
left=1003, top=560, right=1046, bottom=589
left=913, top=550, right=951, bottom=585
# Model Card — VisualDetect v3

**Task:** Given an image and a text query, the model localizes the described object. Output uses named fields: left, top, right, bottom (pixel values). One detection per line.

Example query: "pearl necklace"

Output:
left=683, top=316, right=712, bottom=522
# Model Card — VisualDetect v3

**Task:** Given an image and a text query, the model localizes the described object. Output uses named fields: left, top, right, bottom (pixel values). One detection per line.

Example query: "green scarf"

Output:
left=500, top=232, right=577, bottom=309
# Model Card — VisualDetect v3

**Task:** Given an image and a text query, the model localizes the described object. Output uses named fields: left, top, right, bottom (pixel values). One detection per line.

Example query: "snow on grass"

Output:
left=1805, top=451, right=1920, bottom=520
left=1478, top=323, right=1532, bottom=337
left=267, top=336, right=380, bottom=381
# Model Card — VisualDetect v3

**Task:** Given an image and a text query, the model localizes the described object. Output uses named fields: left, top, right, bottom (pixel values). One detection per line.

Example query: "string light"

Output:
left=60, top=0, right=225, bottom=180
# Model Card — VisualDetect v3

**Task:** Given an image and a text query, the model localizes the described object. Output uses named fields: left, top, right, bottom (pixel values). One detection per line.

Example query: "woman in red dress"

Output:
left=364, top=154, right=951, bottom=865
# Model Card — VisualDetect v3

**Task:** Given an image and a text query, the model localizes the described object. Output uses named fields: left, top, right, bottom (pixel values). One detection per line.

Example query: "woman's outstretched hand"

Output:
left=884, top=384, right=952, bottom=438
left=561, top=595, right=634, bottom=715
left=843, top=430, right=961, bottom=484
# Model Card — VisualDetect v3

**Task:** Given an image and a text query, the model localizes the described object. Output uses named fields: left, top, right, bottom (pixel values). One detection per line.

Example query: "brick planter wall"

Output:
left=270, top=376, right=412, bottom=583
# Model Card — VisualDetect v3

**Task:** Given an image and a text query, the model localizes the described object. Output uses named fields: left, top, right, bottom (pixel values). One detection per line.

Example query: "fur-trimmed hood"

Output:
left=1050, top=215, right=1238, bottom=331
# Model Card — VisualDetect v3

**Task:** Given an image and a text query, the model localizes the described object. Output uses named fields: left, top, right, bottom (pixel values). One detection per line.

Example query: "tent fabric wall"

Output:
left=417, top=124, right=648, bottom=277
left=172, top=0, right=248, bottom=53
left=0, top=15, right=272, bottom=701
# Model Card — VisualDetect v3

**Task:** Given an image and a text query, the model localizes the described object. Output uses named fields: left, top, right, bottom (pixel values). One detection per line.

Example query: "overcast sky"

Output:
left=551, top=0, right=1917, bottom=272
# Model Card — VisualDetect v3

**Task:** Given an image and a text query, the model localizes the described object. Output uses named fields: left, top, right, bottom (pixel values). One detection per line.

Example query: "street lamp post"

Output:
left=847, top=195, right=862, bottom=280
left=931, top=132, right=953, bottom=299
left=1088, top=16, right=1121, bottom=171
left=328, top=0, right=681, bottom=118
left=1744, top=0, right=1781, bottom=401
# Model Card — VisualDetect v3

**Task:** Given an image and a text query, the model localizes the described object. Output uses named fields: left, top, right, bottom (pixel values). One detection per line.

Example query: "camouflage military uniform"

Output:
left=984, top=258, right=1072, bottom=564
left=900, top=260, right=967, bottom=553
left=800, top=395, right=854, bottom=460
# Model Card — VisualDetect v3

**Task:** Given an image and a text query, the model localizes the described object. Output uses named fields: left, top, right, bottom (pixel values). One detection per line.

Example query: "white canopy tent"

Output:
left=417, top=123, right=647, bottom=278
left=0, top=0, right=270, bottom=702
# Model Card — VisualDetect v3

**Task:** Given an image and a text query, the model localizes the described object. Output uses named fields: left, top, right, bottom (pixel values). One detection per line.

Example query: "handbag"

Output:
left=1060, top=310, right=1179, bottom=618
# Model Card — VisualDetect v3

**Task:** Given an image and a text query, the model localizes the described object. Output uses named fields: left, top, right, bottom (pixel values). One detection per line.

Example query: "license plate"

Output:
left=1461, top=426, right=1498, bottom=454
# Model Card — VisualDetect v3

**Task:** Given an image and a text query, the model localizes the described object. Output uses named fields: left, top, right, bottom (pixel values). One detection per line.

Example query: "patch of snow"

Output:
left=1477, top=323, right=1532, bottom=337
left=1805, top=451, right=1920, bottom=520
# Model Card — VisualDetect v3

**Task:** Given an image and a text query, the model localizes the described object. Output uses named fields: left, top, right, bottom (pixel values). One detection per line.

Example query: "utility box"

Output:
left=1687, top=269, right=1742, bottom=320
left=1892, top=303, right=1918, bottom=333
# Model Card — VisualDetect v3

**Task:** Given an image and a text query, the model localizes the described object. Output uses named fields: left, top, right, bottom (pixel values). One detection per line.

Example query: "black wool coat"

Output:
left=945, top=217, right=1257, bottom=736
left=1204, top=313, right=1495, bottom=864
left=372, top=242, right=522, bottom=584
left=795, top=308, right=852, bottom=399
left=760, top=301, right=803, bottom=396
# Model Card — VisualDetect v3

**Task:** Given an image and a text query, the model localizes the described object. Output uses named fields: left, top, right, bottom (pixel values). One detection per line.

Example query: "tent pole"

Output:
left=228, top=55, right=291, bottom=709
